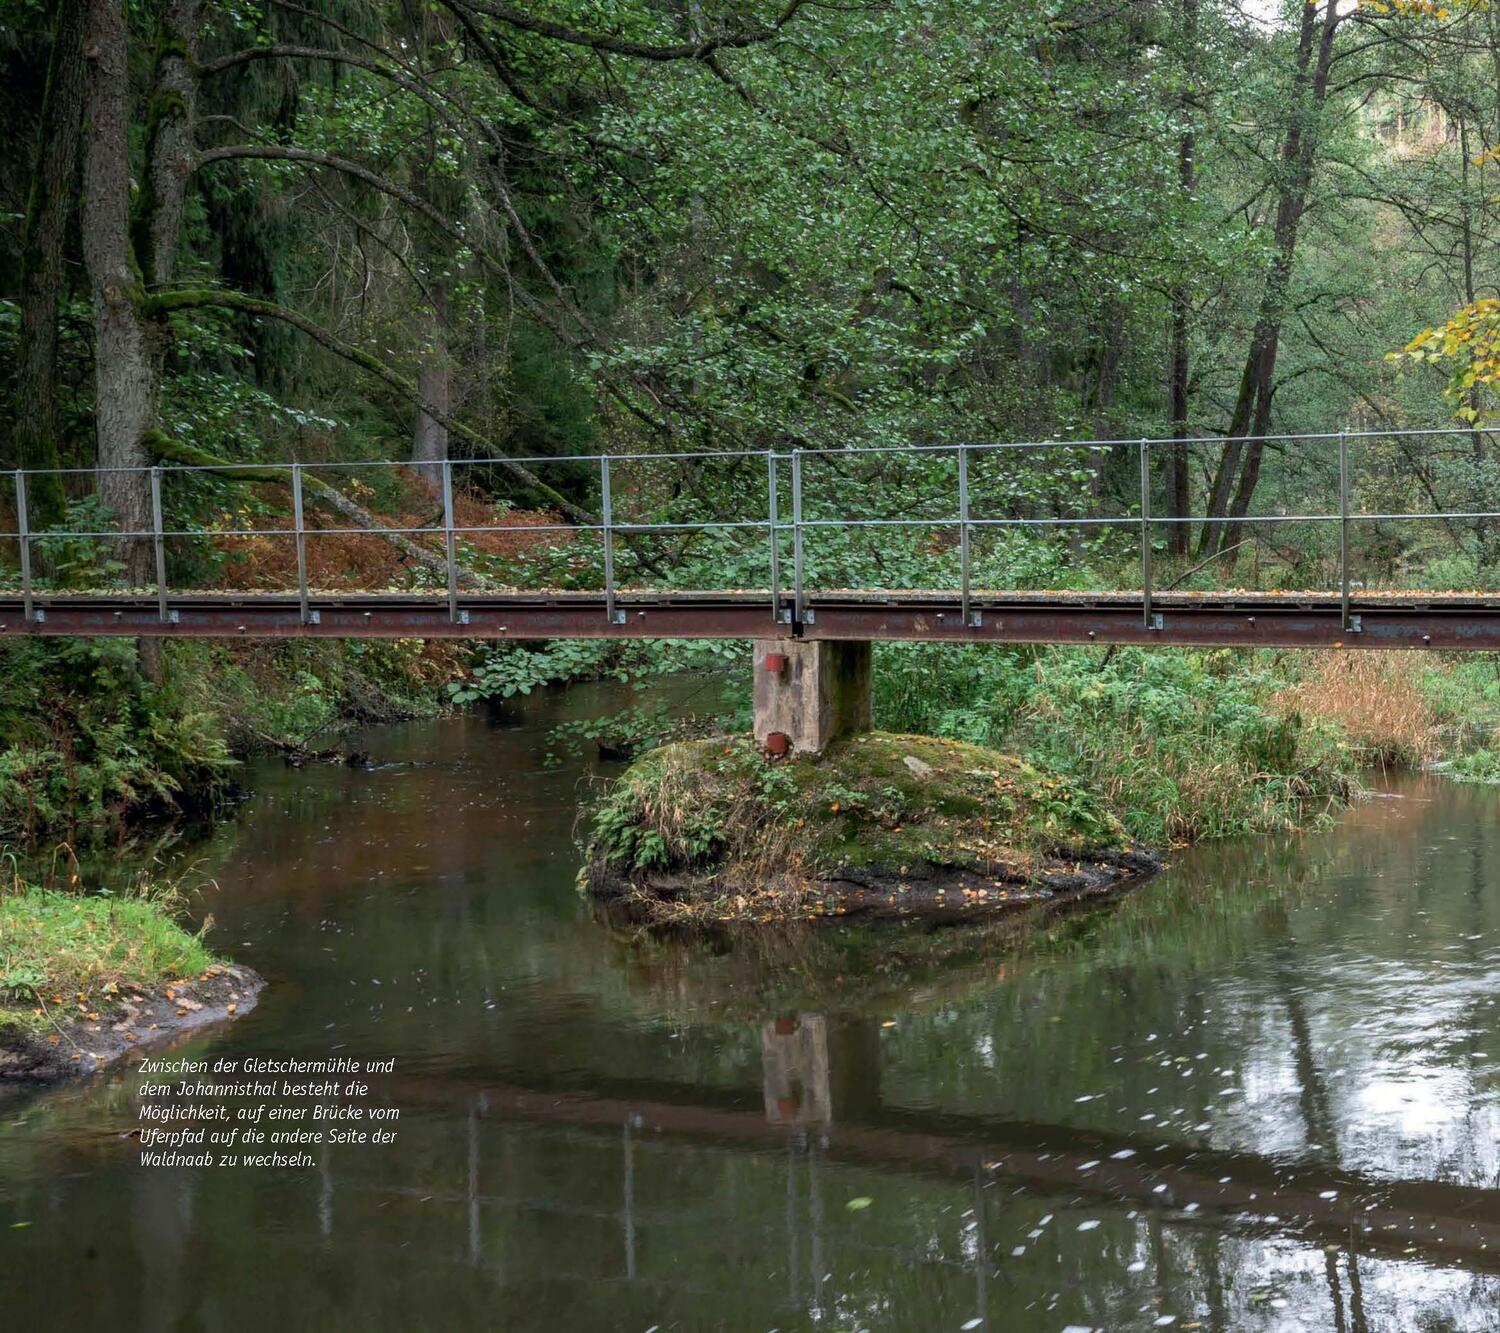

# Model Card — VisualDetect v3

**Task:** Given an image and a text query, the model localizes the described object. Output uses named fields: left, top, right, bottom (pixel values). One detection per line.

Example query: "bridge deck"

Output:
left=5, top=587, right=1500, bottom=647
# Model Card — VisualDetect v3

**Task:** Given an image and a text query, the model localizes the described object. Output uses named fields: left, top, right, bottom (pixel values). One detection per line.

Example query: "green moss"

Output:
left=585, top=731, right=1126, bottom=891
left=0, top=880, right=218, bottom=1029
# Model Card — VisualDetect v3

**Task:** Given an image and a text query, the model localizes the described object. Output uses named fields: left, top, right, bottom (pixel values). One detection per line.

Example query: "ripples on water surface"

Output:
left=7, top=683, right=1500, bottom=1330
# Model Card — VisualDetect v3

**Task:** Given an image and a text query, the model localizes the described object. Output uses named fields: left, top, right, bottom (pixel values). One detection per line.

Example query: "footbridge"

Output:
left=7, top=429, right=1500, bottom=747
left=7, top=428, right=1500, bottom=645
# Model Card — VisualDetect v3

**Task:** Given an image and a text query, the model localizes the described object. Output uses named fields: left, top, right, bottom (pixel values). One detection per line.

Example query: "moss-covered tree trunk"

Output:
left=133, top=0, right=200, bottom=292
left=82, top=0, right=155, bottom=584
left=82, top=0, right=203, bottom=594
left=14, top=0, right=87, bottom=530
left=412, top=277, right=452, bottom=495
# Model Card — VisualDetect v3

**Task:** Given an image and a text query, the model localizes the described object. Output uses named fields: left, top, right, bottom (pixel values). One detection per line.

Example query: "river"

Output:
left=6, top=684, right=1500, bottom=1330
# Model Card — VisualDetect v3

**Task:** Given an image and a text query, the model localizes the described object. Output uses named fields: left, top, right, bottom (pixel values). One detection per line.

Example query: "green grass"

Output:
left=1444, top=749, right=1500, bottom=784
left=586, top=731, right=1126, bottom=890
left=0, top=879, right=218, bottom=1026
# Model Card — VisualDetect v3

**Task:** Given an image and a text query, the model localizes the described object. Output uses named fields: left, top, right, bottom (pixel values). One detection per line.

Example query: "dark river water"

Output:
left=7, top=684, right=1500, bottom=1330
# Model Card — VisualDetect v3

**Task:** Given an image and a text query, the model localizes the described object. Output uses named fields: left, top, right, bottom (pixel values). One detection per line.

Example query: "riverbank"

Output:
left=584, top=732, right=1161, bottom=925
left=0, top=635, right=449, bottom=846
left=0, top=879, right=262, bottom=1082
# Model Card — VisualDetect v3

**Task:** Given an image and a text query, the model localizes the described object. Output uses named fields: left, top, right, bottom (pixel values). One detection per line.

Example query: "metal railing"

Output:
left=5, top=426, right=1500, bottom=632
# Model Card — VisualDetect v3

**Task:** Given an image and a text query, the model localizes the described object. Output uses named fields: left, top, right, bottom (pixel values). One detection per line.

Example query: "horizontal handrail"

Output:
left=5, top=429, right=1500, bottom=635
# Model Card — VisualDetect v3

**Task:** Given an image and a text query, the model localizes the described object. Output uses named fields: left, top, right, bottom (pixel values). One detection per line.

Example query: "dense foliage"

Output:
left=4, top=0, right=1500, bottom=574
left=8, top=1, right=1500, bottom=837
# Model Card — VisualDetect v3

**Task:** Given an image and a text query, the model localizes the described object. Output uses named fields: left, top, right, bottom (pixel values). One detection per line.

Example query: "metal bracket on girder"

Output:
left=967, top=612, right=983, bottom=629
left=610, top=609, right=627, bottom=625
left=1148, top=613, right=1164, bottom=632
left=1347, top=614, right=1362, bottom=635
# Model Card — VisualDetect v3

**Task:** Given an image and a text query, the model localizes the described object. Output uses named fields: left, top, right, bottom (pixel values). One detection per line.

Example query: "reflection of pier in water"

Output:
left=315, top=1010, right=1500, bottom=1330
left=96, top=1005, right=1500, bottom=1329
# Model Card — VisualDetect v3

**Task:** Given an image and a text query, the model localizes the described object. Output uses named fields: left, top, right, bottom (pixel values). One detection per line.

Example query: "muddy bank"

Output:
left=593, top=846, right=1162, bottom=926
left=0, top=964, right=265, bottom=1084
left=584, top=732, right=1162, bottom=926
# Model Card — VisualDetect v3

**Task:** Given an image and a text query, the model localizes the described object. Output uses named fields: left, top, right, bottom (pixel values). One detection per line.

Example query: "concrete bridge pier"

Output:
left=753, top=640, right=872, bottom=755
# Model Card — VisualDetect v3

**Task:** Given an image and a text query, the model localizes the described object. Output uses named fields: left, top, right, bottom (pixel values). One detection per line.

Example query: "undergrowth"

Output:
left=0, top=639, right=235, bottom=845
left=0, top=636, right=450, bottom=845
left=874, top=645, right=1363, bottom=844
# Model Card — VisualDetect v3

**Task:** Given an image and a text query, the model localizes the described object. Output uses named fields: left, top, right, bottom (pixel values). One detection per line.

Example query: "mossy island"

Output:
left=584, top=732, right=1160, bottom=926
left=0, top=878, right=263, bottom=1083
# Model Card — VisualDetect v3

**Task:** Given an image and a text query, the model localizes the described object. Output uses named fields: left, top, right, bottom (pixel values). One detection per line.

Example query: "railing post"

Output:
left=601, top=455, right=624, bottom=625
left=291, top=463, right=311, bottom=626
left=15, top=470, right=33, bottom=624
left=791, top=449, right=805, bottom=626
left=1140, top=438, right=1156, bottom=631
left=958, top=445, right=975, bottom=628
left=149, top=467, right=169, bottom=623
left=767, top=452, right=783, bottom=624
left=1339, top=427, right=1353, bottom=633
left=441, top=459, right=461, bottom=625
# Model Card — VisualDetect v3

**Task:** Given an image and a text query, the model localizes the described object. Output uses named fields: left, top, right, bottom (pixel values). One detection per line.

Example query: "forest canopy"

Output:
left=2, top=0, right=1499, bottom=580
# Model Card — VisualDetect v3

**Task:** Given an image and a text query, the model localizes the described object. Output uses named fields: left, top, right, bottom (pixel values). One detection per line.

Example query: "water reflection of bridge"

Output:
left=322, top=1015, right=1500, bottom=1332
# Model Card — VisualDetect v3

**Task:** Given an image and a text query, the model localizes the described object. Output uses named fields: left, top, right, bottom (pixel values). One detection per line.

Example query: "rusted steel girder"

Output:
left=4, top=590, right=1500, bottom=647
left=0, top=593, right=791, bottom=640
left=800, top=596, right=1500, bottom=650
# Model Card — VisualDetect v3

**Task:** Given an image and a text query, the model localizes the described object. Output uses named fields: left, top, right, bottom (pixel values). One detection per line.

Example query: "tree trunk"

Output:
left=1208, top=1, right=1339, bottom=567
left=1168, top=302, right=1191, bottom=555
left=408, top=31, right=459, bottom=498
left=1194, top=348, right=1257, bottom=558
left=135, top=0, right=202, bottom=290
left=1456, top=117, right=1497, bottom=564
left=411, top=280, right=452, bottom=495
left=1167, top=0, right=1197, bottom=557
left=82, top=0, right=155, bottom=585
left=14, top=0, right=87, bottom=531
